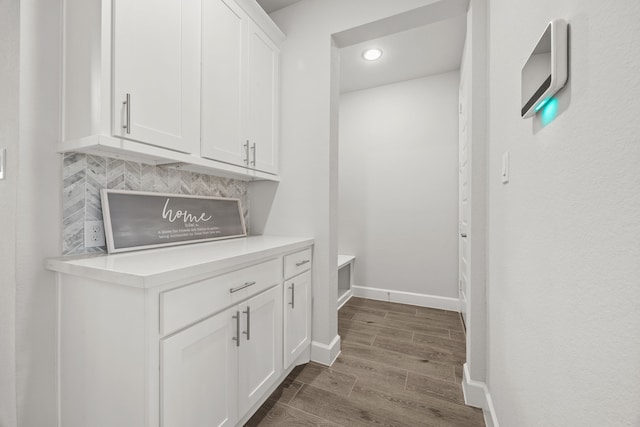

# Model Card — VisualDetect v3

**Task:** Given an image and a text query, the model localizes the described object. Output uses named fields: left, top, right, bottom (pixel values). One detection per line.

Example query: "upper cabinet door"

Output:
left=246, top=20, right=279, bottom=174
left=112, top=0, right=200, bottom=154
left=201, top=0, right=248, bottom=167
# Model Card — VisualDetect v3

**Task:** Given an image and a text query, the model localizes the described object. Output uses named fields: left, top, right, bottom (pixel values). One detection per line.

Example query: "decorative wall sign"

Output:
left=101, top=190, right=247, bottom=253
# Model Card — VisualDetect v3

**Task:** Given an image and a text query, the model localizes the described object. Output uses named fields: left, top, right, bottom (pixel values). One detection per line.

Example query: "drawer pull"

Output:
left=295, top=260, right=310, bottom=267
left=230, top=281, right=256, bottom=293
left=289, top=283, right=295, bottom=309
left=232, top=311, right=240, bottom=347
left=242, top=306, right=251, bottom=341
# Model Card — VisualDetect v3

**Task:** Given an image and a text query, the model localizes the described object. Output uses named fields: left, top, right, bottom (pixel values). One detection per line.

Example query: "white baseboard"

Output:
left=483, top=391, right=499, bottom=427
left=462, top=363, right=499, bottom=427
left=310, top=334, right=341, bottom=366
left=351, top=285, right=461, bottom=312
left=337, top=289, right=353, bottom=310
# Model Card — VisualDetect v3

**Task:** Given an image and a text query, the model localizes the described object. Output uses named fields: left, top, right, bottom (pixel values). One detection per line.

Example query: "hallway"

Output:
left=247, top=297, right=484, bottom=426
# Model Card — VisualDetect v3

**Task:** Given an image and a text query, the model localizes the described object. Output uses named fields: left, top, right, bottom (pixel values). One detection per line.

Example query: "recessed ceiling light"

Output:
left=362, top=48, right=383, bottom=61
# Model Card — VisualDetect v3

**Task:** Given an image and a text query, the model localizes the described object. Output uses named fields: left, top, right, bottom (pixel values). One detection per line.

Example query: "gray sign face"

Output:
left=101, top=190, right=247, bottom=253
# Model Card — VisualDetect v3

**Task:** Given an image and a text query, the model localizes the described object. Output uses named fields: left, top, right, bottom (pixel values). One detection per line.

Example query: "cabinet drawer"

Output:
left=160, top=258, right=281, bottom=335
left=284, top=248, right=312, bottom=279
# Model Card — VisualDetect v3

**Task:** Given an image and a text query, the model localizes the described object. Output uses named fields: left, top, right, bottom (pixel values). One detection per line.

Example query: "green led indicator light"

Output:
left=540, top=97, right=559, bottom=126
left=535, top=97, right=550, bottom=112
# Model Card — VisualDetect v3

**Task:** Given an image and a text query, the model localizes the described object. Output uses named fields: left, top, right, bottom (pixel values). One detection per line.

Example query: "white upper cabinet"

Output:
left=63, top=0, right=201, bottom=154
left=61, top=0, right=282, bottom=179
left=246, top=20, right=279, bottom=174
left=112, top=0, right=200, bottom=154
left=201, top=0, right=281, bottom=174
left=201, top=0, right=247, bottom=166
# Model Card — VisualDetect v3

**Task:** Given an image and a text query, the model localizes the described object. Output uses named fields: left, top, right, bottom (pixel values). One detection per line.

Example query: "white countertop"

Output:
left=46, top=235, right=314, bottom=288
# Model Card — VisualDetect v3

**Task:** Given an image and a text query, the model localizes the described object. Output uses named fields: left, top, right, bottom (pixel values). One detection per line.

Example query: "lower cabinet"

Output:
left=48, top=240, right=314, bottom=427
left=162, top=306, right=239, bottom=427
left=284, top=270, right=312, bottom=367
left=238, top=285, right=283, bottom=414
left=161, top=285, right=282, bottom=427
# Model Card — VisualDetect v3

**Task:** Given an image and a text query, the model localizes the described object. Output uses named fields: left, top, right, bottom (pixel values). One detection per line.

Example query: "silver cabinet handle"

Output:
left=242, top=306, right=251, bottom=341
left=230, top=281, right=256, bottom=293
left=244, top=140, right=250, bottom=166
left=232, top=310, right=240, bottom=347
left=122, top=93, right=131, bottom=134
left=289, top=283, right=295, bottom=309
left=295, top=260, right=310, bottom=267
left=250, top=142, right=256, bottom=167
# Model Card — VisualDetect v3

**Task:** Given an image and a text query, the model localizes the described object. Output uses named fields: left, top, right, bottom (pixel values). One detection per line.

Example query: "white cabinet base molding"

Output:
left=47, top=236, right=313, bottom=427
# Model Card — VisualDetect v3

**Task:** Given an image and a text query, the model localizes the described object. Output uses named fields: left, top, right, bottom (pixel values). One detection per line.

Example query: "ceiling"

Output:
left=255, top=0, right=467, bottom=94
left=340, top=14, right=467, bottom=93
left=256, top=0, right=303, bottom=14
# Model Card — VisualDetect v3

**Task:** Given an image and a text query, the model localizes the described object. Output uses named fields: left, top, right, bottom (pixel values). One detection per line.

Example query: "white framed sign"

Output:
left=101, top=190, right=247, bottom=253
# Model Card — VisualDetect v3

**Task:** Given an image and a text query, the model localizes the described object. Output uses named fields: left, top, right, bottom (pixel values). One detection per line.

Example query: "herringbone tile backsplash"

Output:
left=62, top=153, right=249, bottom=255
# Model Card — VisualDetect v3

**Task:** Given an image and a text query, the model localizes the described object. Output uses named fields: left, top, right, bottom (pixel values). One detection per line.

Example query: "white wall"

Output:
left=0, top=0, right=20, bottom=425
left=249, top=0, right=441, bottom=363
left=15, top=1, right=62, bottom=425
left=487, top=1, right=640, bottom=425
left=338, top=72, right=459, bottom=300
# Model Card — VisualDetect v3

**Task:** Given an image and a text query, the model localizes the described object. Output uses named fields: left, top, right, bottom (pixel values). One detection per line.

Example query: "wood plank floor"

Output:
left=245, top=297, right=484, bottom=427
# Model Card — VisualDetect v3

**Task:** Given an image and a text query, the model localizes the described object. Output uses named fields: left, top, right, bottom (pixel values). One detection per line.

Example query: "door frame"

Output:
left=459, top=0, right=491, bottom=416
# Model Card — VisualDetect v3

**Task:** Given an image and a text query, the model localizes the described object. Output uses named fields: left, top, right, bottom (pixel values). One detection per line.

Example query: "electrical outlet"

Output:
left=85, top=220, right=106, bottom=248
